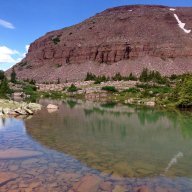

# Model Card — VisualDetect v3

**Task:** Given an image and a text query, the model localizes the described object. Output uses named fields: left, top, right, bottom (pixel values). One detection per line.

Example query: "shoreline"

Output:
left=0, top=99, right=42, bottom=118
left=35, top=80, right=174, bottom=109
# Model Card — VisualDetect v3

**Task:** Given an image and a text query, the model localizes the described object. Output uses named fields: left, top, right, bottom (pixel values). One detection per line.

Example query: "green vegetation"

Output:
left=112, top=73, right=123, bottom=81
left=67, top=84, right=78, bottom=92
left=4, top=67, right=192, bottom=110
left=39, top=91, right=67, bottom=100
left=139, top=68, right=167, bottom=84
left=0, top=77, right=12, bottom=98
left=56, top=63, right=62, bottom=68
left=67, top=100, right=78, bottom=108
left=11, top=68, right=17, bottom=83
left=52, top=36, right=60, bottom=45
left=23, top=84, right=37, bottom=95
left=101, top=102, right=117, bottom=108
left=0, top=70, right=5, bottom=80
left=170, top=75, right=192, bottom=107
left=85, top=72, right=137, bottom=83
left=85, top=72, right=109, bottom=84
left=128, top=73, right=137, bottom=81
left=23, top=83, right=38, bottom=102
left=102, top=86, right=118, bottom=92
left=85, top=72, right=96, bottom=81
left=122, top=87, right=140, bottom=93
left=112, top=72, right=137, bottom=81
left=57, top=78, right=60, bottom=84
left=94, top=75, right=110, bottom=84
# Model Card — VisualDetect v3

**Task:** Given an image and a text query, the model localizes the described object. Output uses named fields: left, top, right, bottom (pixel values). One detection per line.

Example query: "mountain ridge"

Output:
left=8, top=5, right=192, bottom=82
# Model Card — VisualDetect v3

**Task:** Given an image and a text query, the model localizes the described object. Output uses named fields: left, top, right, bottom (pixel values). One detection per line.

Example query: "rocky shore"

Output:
left=0, top=99, right=42, bottom=117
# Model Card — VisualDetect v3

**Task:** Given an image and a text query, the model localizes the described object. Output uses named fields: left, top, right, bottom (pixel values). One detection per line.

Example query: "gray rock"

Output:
left=27, top=103, right=42, bottom=111
left=2, top=108, right=11, bottom=115
left=145, top=101, right=155, bottom=107
left=47, top=104, right=58, bottom=109
left=24, top=108, right=33, bottom=115
left=15, top=109, right=28, bottom=115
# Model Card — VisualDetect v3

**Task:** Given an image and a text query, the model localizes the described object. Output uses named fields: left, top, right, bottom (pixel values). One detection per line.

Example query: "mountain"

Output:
left=9, top=5, right=192, bottom=82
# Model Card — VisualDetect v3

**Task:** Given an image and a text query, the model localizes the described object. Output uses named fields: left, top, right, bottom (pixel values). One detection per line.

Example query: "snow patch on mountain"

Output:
left=170, top=8, right=176, bottom=11
left=173, top=14, right=191, bottom=34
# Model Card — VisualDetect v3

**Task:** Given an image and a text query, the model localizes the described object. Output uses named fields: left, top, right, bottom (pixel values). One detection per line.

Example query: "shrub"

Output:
left=171, top=76, right=192, bottom=107
left=112, top=72, right=137, bottom=81
left=112, top=73, right=123, bottom=81
left=0, top=70, right=5, bottom=81
left=123, top=87, right=140, bottom=93
left=139, top=68, right=167, bottom=84
left=57, top=78, right=60, bottom=84
left=136, top=83, right=157, bottom=89
left=52, top=36, right=60, bottom=45
left=29, top=79, right=36, bottom=85
left=85, top=72, right=110, bottom=83
left=23, top=84, right=37, bottom=95
left=85, top=72, right=96, bottom=81
left=139, top=68, right=149, bottom=82
left=102, top=86, right=118, bottom=92
left=0, top=77, right=12, bottom=98
left=67, top=84, right=78, bottom=92
left=169, top=74, right=178, bottom=81
left=94, top=75, right=110, bottom=84
left=128, top=73, right=137, bottom=81
left=56, top=64, right=62, bottom=68
left=11, top=68, right=17, bottom=83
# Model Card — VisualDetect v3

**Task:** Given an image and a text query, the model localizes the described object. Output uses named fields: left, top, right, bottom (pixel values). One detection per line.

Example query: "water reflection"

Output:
left=25, top=100, right=192, bottom=178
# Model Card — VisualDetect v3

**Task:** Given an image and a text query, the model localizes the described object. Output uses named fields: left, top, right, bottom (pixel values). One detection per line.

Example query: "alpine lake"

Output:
left=0, top=99, right=192, bottom=192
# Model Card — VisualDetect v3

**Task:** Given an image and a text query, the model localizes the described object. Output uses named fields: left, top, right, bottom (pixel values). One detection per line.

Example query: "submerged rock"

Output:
left=0, top=148, right=43, bottom=159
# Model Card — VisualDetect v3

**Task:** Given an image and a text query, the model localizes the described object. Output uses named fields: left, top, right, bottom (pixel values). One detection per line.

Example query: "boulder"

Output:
left=27, top=103, right=42, bottom=111
left=24, top=108, right=34, bottom=115
left=47, top=104, right=59, bottom=109
left=15, top=108, right=28, bottom=115
left=8, top=110, right=18, bottom=116
left=145, top=101, right=155, bottom=107
left=2, top=108, right=11, bottom=115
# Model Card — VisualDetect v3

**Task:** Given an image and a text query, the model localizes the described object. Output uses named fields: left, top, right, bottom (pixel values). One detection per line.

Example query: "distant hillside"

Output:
left=8, top=5, right=192, bottom=82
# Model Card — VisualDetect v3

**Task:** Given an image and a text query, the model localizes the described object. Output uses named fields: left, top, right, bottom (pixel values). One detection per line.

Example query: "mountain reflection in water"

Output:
left=25, top=100, right=192, bottom=178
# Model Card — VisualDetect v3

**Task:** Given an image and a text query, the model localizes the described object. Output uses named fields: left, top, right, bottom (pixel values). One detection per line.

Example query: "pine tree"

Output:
left=11, top=67, right=17, bottom=83
left=0, top=77, right=11, bottom=98
left=139, top=68, right=149, bottom=82
left=0, top=70, right=5, bottom=81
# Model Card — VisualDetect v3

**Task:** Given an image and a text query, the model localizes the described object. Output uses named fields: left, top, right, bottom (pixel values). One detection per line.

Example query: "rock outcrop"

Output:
left=8, top=5, right=192, bottom=82
left=0, top=99, right=42, bottom=117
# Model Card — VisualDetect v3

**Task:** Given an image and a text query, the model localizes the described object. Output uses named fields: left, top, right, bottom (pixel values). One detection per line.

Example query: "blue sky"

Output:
left=0, top=0, right=192, bottom=70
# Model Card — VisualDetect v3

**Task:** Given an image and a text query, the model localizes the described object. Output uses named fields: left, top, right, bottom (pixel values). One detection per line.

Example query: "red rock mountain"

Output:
left=9, top=5, right=192, bottom=82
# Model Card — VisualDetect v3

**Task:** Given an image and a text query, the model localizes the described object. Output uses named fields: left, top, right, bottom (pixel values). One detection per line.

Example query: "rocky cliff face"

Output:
left=9, top=5, right=192, bottom=82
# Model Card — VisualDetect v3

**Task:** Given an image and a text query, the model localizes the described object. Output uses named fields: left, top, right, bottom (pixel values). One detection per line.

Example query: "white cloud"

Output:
left=0, top=19, right=15, bottom=29
left=22, top=44, right=30, bottom=57
left=0, top=45, right=29, bottom=70
left=25, top=45, right=30, bottom=52
left=0, top=46, right=19, bottom=63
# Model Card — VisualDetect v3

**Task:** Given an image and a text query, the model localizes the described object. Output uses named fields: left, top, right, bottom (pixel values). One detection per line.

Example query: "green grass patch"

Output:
left=102, top=86, right=118, bottom=92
